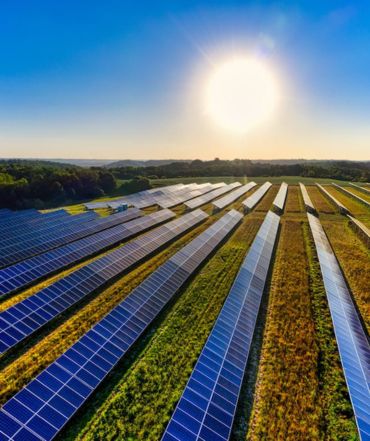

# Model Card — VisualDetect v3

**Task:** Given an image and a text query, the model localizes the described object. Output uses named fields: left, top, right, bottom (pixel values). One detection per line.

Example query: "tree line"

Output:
left=112, top=158, right=370, bottom=182
left=0, top=158, right=368, bottom=209
left=0, top=160, right=149, bottom=209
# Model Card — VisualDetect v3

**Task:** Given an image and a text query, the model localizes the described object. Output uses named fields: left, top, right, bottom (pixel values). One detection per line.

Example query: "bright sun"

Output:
left=205, top=57, right=279, bottom=134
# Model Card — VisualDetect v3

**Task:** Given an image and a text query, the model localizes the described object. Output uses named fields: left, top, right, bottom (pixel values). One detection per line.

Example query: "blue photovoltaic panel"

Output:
left=0, top=211, right=95, bottom=247
left=272, top=182, right=288, bottom=213
left=242, top=182, right=272, bottom=213
left=185, top=183, right=239, bottom=210
left=0, top=209, right=182, bottom=353
left=0, top=209, right=141, bottom=268
left=316, top=183, right=350, bottom=214
left=307, top=213, right=370, bottom=441
left=0, top=210, right=71, bottom=241
left=299, top=183, right=316, bottom=214
left=0, top=209, right=211, bottom=354
left=0, top=210, right=146, bottom=296
left=212, top=182, right=257, bottom=211
left=161, top=210, right=280, bottom=441
left=0, top=209, right=242, bottom=441
left=0, top=209, right=41, bottom=228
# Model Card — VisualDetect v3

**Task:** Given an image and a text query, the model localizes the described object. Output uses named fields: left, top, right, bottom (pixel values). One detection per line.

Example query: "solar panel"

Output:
left=185, top=183, right=240, bottom=210
left=0, top=211, right=96, bottom=248
left=0, top=210, right=71, bottom=239
left=272, top=182, right=288, bottom=214
left=347, top=214, right=370, bottom=243
left=212, top=183, right=257, bottom=212
left=0, top=210, right=173, bottom=297
left=242, top=182, right=272, bottom=213
left=0, top=209, right=242, bottom=441
left=316, top=184, right=350, bottom=215
left=299, top=183, right=316, bottom=214
left=307, top=213, right=370, bottom=441
left=0, top=209, right=210, bottom=354
left=349, top=182, right=370, bottom=195
left=162, top=210, right=280, bottom=441
left=0, top=209, right=42, bottom=228
left=0, top=209, right=142, bottom=268
left=332, top=183, right=370, bottom=209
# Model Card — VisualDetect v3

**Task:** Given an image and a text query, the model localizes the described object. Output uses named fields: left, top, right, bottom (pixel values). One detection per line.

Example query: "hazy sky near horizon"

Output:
left=0, top=1, right=369, bottom=160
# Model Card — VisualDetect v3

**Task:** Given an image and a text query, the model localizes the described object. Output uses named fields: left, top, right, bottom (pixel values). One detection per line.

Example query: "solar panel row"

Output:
left=242, top=182, right=272, bottom=213
left=185, top=183, right=240, bottom=210
left=0, top=209, right=141, bottom=269
left=299, top=183, right=316, bottom=214
left=0, top=209, right=172, bottom=297
left=316, top=184, right=350, bottom=215
left=0, top=209, right=181, bottom=352
left=0, top=210, right=71, bottom=238
left=0, top=211, right=98, bottom=250
left=347, top=215, right=370, bottom=245
left=349, top=183, right=370, bottom=195
left=307, top=213, right=370, bottom=441
left=158, top=184, right=223, bottom=209
left=0, top=209, right=242, bottom=441
left=0, top=210, right=179, bottom=354
left=0, top=210, right=43, bottom=229
left=84, top=183, right=209, bottom=210
left=272, top=182, right=288, bottom=214
left=162, top=210, right=280, bottom=441
left=212, top=183, right=257, bottom=212
left=332, top=183, right=370, bottom=209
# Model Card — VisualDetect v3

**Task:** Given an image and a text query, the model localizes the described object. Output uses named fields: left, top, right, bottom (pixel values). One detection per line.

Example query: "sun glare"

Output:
left=205, top=57, right=279, bottom=134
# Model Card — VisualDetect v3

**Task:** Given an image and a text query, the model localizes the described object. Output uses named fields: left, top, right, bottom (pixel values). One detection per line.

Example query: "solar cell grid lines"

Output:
left=0, top=209, right=208, bottom=354
left=0, top=208, right=142, bottom=269
left=212, top=182, right=257, bottom=212
left=0, top=209, right=242, bottom=441
left=316, top=184, right=350, bottom=215
left=0, top=209, right=172, bottom=297
left=307, top=213, right=370, bottom=441
left=162, top=210, right=280, bottom=441
left=299, top=183, right=316, bottom=214
left=0, top=211, right=97, bottom=249
left=242, top=182, right=272, bottom=213
left=332, top=183, right=370, bottom=208
left=272, top=182, right=288, bottom=214
left=185, top=183, right=240, bottom=210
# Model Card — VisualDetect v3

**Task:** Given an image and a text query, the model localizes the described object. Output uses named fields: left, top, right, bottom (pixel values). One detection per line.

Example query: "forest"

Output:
left=0, top=158, right=368, bottom=209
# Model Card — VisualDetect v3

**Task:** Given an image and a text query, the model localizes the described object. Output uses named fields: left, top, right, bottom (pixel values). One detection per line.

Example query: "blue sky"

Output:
left=0, top=0, right=369, bottom=160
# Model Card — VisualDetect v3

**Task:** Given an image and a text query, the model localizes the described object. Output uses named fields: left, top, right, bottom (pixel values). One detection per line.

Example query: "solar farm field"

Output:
left=0, top=181, right=368, bottom=441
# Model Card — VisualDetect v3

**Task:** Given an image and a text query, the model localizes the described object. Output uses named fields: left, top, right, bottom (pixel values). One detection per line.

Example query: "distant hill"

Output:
left=106, top=159, right=191, bottom=168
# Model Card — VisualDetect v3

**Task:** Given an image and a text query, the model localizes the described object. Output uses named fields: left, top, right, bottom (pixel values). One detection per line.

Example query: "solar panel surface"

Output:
left=242, top=182, right=272, bottom=213
left=185, top=183, right=239, bottom=210
left=0, top=209, right=141, bottom=268
left=0, top=209, right=184, bottom=353
left=212, top=183, right=257, bottom=211
left=162, top=210, right=280, bottom=441
left=0, top=209, right=242, bottom=441
left=299, top=183, right=316, bottom=214
left=272, top=182, right=288, bottom=212
left=307, top=213, right=370, bottom=441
